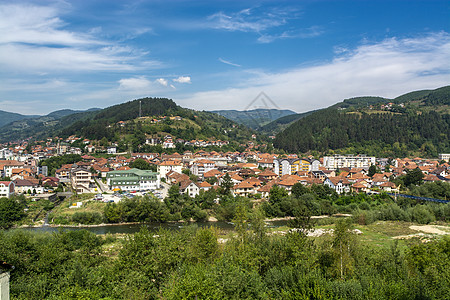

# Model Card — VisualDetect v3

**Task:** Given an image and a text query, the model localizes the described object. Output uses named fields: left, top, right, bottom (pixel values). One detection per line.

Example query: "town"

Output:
left=1, top=137, right=449, bottom=202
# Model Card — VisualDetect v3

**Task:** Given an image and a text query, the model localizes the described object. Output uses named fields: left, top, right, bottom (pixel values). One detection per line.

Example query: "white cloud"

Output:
left=156, top=78, right=168, bottom=86
left=257, top=26, right=324, bottom=43
left=0, top=3, right=94, bottom=46
left=0, top=3, right=161, bottom=73
left=119, top=76, right=153, bottom=90
left=173, top=76, right=191, bottom=83
left=178, top=32, right=450, bottom=112
left=219, top=58, right=241, bottom=67
left=207, top=7, right=299, bottom=33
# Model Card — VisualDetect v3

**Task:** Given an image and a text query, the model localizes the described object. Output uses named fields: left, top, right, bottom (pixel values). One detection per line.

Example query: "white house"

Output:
left=0, top=181, right=15, bottom=198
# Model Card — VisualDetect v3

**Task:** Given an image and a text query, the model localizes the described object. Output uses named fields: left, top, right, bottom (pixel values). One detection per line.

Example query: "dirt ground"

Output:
left=393, top=225, right=449, bottom=239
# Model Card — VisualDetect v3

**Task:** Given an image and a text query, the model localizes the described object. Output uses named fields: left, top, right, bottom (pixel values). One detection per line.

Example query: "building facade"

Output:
left=0, top=182, right=14, bottom=198
left=438, top=153, right=450, bottom=162
left=323, top=155, right=376, bottom=170
left=106, top=168, right=160, bottom=191
left=71, top=168, right=93, bottom=194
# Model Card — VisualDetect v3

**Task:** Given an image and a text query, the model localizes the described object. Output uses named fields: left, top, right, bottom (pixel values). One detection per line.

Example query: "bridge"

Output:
left=386, top=193, right=449, bottom=204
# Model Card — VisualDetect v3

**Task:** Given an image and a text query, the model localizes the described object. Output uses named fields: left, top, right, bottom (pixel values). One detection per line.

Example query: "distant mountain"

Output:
left=274, top=86, right=450, bottom=157
left=0, top=97, right=259, bottom=148
left=46, top=108, right=100, bottom=119
left=0, top=110, right=39, bottom=128
left=0, top=108, right=100, bottom=142
left=211, top=109, right=297, bottom=129
left=259, top=110, right=319, bottom=135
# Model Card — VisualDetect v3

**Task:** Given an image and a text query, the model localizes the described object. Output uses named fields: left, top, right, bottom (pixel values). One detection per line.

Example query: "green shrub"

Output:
left=408, top=205, right=435, bottom=224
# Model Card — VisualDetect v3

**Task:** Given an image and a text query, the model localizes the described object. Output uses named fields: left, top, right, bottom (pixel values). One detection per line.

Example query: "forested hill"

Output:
left=0, top=108, right=99, bottom=143
left=274, top=86, right=450, bottom=157
left=0, top=110, right=39, bottom=127
left=60, top=97, right=258, bottom=145
left=332, top=85, right=450, bottom=110
left=211, top=108, right=297, bottom=129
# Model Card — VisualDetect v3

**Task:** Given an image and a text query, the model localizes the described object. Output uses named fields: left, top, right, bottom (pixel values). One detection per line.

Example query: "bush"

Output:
left=71, top=211, right=103, bottom=225
left=353, top=210, right=376, bottom=225
left=407, top=205, right=435, bottom=224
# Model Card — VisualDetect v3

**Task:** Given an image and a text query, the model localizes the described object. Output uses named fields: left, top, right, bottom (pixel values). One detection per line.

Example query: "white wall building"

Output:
left=323, top=155, right=376, bottom=170
left=0, top=181, right=15, bottom=198
left=438, top=154, right=450, bottom=162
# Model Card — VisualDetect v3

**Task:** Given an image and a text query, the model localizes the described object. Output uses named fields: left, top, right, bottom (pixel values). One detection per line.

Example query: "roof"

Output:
left=0, top=260, right=14, bottom=271
left=203, top=169, right=223, bottom=178
left=196, top=181, right=212, bottom=188
left=258, top=169, right=277, bottom=177
left=13, top=179, right=36, bottom=187
left=159, top=160, right=182, bottom=166
left=233, top=181, right=256, bottom=189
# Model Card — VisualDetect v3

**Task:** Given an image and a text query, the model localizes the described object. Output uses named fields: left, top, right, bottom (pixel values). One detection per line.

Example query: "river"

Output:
left=19, top=220, right=289, bottom=235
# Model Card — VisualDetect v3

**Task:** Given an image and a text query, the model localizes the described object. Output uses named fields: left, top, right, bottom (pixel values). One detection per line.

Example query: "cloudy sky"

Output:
left=0, top=0, right=449, bottom=115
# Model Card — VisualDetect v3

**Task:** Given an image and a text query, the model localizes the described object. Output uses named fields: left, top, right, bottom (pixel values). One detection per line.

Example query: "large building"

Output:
left=106, top=168, right=160, bottom=192
left=323, top=155, right=376, bottom=170
left=273, top=158, right=320, bottom=176
left=438, top=154, right=450, bottom=162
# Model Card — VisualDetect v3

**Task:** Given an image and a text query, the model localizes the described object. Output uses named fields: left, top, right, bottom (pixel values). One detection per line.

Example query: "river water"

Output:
left=20, top=220, right=289, bottom=235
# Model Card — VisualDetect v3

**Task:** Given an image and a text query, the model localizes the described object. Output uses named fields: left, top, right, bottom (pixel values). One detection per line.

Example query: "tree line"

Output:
left=274, top=108, right=449, bottom=157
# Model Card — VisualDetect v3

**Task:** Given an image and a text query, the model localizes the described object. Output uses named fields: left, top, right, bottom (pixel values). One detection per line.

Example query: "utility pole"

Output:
left=139, top=100, right=142, bottom=118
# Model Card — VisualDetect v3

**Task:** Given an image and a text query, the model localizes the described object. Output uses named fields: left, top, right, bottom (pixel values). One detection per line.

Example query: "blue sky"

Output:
left=0, top=0, right=449, bottom=115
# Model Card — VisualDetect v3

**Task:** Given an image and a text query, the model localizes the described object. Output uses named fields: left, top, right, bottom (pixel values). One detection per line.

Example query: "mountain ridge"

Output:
left=274, top=85, right=450, bottom=157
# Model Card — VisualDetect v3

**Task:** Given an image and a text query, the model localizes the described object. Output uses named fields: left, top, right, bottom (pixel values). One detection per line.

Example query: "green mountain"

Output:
left=274, top=86, right=450, bottom=157
left=0, top=110, right=39, bottom=127
left=59, top=97, right=260, bottom=150
left=0, top=109, right=100, bottom=142
left=211, top=108, right=297, bottom=129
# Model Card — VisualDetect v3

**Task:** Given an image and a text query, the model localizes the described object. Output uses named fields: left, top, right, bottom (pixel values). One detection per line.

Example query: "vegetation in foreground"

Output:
left=1, top=215, right=449, bottom=299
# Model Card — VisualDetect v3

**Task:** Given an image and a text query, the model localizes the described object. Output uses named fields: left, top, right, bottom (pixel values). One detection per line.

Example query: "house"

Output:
left=166, top=171, right=190, bottom=184
left=232, top=181, right=257, bottom=197
left=257, top=158, right=274, bottom=169
left=107, top=147, right=117, bottom=154
left=352, top=181, right=370, bottom=193
left=258, top=169, right=278, bottom=182
left=203, top=169, right=223, bottom=181
left=277, top=176, right=301, bottom=192
left=0, top=181, right=15, bottom=198
left=55, top=165, right=72, bottom=182
left=10, top=168, right=33, bottom=180
left=379, top=181, right=398, bottom=192
left=71, top=168, right=93, bottom=194
left=42, top=177, right=60, bottom=188
left=324, top=177, right=351, bottom=194
left=257, top=181, right=276, bottom=198
left=0, top=160, right=24, bottom=178
left=179, top=180, right=200, bottom=198
left=196, top=181, right=212, bottom=192
left=13, top=179, right=40, bottom=194
left=157, top=160, right=183, bottom=179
